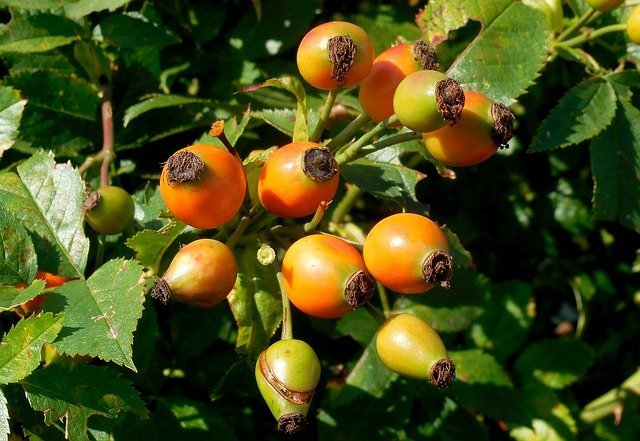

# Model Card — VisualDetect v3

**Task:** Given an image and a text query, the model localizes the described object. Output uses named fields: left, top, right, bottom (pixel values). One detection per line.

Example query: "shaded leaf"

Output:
left=125, top=219, right=186, bottom=274
left=64, top=0, right=131, bottom=19
left=44, top=259, right=146, bottom=371
left=0, top=313, right=64, bottom=385
left=445, top=2, right=549, bottom=104
left=0, top=14, right=82, bottom=53
left=0, top=151, right=89, bottom=278
left=227, top=246, right=282, bottom=361
left=0, top=85, right=27, bottom=157
left=341, top=339, right=397, bottom=401
left=0, top=206, right=37, bottom=285
left=591, top=88, right=640, bottom=233
left=22, top=362, right=147, bottom=434
left=335, top=307, right=378, bottom=347
left=155, top=397, right=238, bottom=441
left=469, top=280, right=534, bottom=363
left=0, top=280, right=45, bottom=312
left=0, top=0, right=78, bottom=9
left=529, top=79, right=617, bottom=152
left=514, top=338, right=595, bottom=389
left=442, top=225, right=473, bottom=269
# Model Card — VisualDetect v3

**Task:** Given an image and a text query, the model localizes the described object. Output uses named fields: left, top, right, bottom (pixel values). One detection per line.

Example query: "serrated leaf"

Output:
left=591, top=89, right=640, bottom=233
left=122, top=94, right=217, bottom=127
left=442, top=225, right=473, bottom=269
left=0, top=388, right=7, bottom=441
left=530, top=79, right=617, bottom=152
left=0, top=152, right=89, bottom=278
left=340, top=157, right=429, bottom=212
left=394, top=267, right=486, bottom=333
left=9, top=70, right=100, bottom=121
left=125, top=220, right=186, bottom=274
left=0, top=205, right=37, bottom=285
left=64, top=0, right=132, bottom=20
left=243, top=76, right=309, bottom=141
left=445, top=2, right=549, bottom=104
left=448, top=349, right=528, bottom=425
left=514, top=338, right=595, bottom=389
left=22, top=362, right=147, bottom=436
left=227, top=246, right=281, bottom=361
left=469, top=280, right=534, bottom=363
left=96, top=12, right=179, bottom=49
left=0, top=85, right=27, bottom=157
left=417, top=0, right=513, bottom=45
left=0, top=312, right=64, bottom=385
left=0, top=13, right=82, bottom=54
left=44, top=259, right=146, bottom=371
left=0, top=280, right=45, bottom=312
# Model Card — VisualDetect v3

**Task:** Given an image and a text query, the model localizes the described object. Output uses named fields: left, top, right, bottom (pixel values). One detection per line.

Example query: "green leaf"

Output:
left=9, top=70, right=100, bottom=121
left=510, top=382, right=577, bottom=441
left=335, top=307, right=379, bottom=347
left=443, top=225, right=473, bottom=269
left=227, top=246, right=281, bottom=361
left=0, top=151, right=89, bottom=278
left=417, top=0, right=513, bottom=45
left=0, top=85, right=27, bottom=157
left=0, top=312, right=64, bottom=385
left=95, top=12, right=180, bottom=49
left=64, top=0, right=131, bottom=19
left=0, top=205, right=37, bottom=285
left=340, top=338, right=398, bottom=401
left=0, top=280, right=45, bottom=312
left=591, top=89, right=640, bottom=233
left=444, top=1, right=549, bottom=104
left=468, top=280, right=534, bottom=363
left=340, top=149, right=429, bottom=212
left=22, top=362, right=147, bottom=435
left=394, top=267, right=487, bottom=333
left=514, top=338, right=595, bottom=389
left=448, top=349, right=528, bottom=425
left=243, top=76, right=310, bottom=141
left=155, top=397, right=238, bottom=440
left=123, top=94, right=217, bottom=128
left=44, top=258, right=146, bottom=371
left=0, top=0, right=77, bottom=10
left=125, top=220, right=186, bottom=274
left=0, top=13, right=82, bottom=53
left=529, top=79, right=617, bottom=152
left=0, top=388, right=8, bottom=441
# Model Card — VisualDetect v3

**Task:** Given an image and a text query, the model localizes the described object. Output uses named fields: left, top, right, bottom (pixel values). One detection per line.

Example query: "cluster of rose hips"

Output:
left=146, top=19, right=518, bottom=434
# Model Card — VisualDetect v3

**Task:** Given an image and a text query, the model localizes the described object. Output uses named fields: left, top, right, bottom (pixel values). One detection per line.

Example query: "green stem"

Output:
left=377, top=281, right=391, bottom=317
left=363, top=301, right=387, bottom=325
left=276, top=269, right=294, bottom=340
left=93, top=234, right=106, bottom=272
left=580, top=369, right=640, bottom=424
left=325, top=112, right=372, bottom=153
left=559, top=23, right=628, bottom=48
left=303, top=201, right=329, bottom=233
left=226, top=207, right=264, bottom=250
left=330, top=184, right=363, bottom=225
left=335, top=128, right=422, bottom=165
left=310, top=89, right=338, bottom=142
left=556, top=9, right=598, bottom=42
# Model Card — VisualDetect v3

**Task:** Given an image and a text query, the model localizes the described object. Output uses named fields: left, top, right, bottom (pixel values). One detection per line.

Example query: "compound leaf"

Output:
left=0, top=313, right=64, bottom=385
left=43, top=259, right=146, bottom=371
left=125, top=219, right=186, bottom=274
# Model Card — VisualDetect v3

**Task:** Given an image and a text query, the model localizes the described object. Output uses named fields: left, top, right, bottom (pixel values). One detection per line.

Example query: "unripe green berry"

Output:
left=82, top=185, right=135, bottom=235
left=255, top=339, right=321, bottom=435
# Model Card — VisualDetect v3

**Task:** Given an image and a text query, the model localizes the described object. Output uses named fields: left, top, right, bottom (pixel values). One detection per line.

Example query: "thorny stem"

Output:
left=310, top=89, right=338, bottom=142
left=99, top=83, right=115, bottom=187
left=325, top=112, right=372, bottom=153
left=580, top=369, right=640, bottom=424
left=275, top=268, right=293, bottom=341
left=335, top=128, right=422, bottom=165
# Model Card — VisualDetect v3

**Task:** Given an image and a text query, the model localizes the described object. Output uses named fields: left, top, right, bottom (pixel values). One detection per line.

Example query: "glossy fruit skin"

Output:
left=359, top=44, right=426, bottom=123
left=15, top=271, right=70, bottom=317
left=628, top=5, right=640, bottom=44
left=376, top=313, right=454, bottom=386
left=363, top=213, right=450, bottom=294
left=158, top=238, right=237, bottom=307
left=584, top=0, right=623, bottom=12
left=393, top=69, right=455, bottom=133
left=282, top=234, right=372, bottom=319
left=84, top=186, right=135, bottom=235
left=296, top=21, right=374, bottom=90
left=258, top=141, right=339, bottom=219
left=255, top=339, right=321, bottom=433
left=423, top=90, right=499, bottom=167
left=160, top=144, right=246, bottom=229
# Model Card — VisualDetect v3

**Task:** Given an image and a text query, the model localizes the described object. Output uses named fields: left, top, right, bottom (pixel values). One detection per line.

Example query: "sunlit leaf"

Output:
left=0, top=85, right=27, bottom=158
left=0, top=14, right=82, bottom=53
